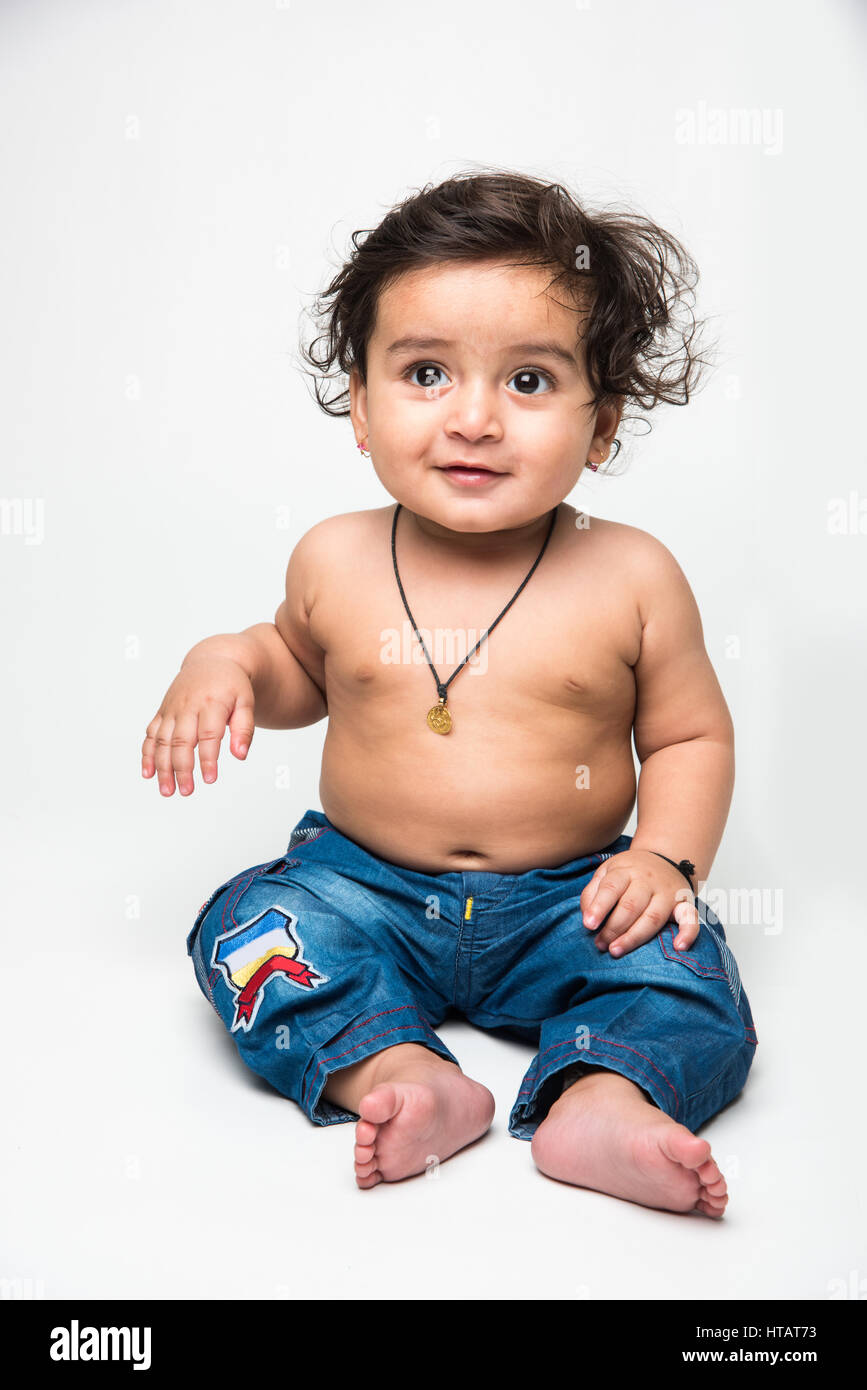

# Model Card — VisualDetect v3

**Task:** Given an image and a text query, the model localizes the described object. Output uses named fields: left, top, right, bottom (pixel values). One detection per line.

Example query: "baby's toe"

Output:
left=697, top=1156, right=724, bottom=1186
left=659, top=1126, right=711, bottom=1172
left=358, top=1082, right=402, bottom=1127
left=355, top=1168, right=382, bottom=1189
left=355, top=1119, right=378, bottom=1146
left=703, top=1176, right=728, bottom=1198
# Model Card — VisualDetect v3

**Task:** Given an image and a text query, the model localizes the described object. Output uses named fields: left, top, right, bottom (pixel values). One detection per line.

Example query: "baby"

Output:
left=142, top=170, right=757, bottom=1217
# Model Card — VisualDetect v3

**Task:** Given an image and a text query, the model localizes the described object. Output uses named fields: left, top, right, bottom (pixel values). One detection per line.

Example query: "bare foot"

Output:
left=530, top=1068, right=728, bottom=1218
left=352, top=1054, right=495, bottom=1189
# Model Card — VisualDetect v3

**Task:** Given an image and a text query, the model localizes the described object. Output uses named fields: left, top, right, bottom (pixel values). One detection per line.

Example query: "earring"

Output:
left=586, top=444, right=611, bottom=471
left=357, top=440, right=370, bottom=458
left=587, top=438, right=618, bottom=471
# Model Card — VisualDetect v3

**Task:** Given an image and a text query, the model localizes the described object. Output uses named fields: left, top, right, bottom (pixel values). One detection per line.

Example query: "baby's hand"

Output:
left=579, top=850, right=699, bottom=958
left=141, top=654, right=256, bottom=796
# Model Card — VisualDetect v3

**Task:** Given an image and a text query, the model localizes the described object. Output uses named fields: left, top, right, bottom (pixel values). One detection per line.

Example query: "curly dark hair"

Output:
left=296, top=167, right=716, bottom=472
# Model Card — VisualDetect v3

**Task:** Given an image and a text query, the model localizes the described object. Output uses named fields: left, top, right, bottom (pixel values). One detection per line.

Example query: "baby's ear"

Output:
left=348, top=362, right=367, bottom=417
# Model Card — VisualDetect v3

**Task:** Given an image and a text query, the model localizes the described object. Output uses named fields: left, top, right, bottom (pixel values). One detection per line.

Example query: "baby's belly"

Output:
left=318, top=721, right=637, bottom=874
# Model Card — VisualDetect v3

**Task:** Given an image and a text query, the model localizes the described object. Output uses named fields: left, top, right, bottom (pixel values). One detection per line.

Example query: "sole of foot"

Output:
left=352, top=1071, right=495, bottom=1188
left=530, top=1070, right=728, bottom=1218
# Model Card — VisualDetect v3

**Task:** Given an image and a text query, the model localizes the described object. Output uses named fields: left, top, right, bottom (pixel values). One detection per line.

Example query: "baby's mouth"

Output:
left=437, top=463, right=503, bottom=479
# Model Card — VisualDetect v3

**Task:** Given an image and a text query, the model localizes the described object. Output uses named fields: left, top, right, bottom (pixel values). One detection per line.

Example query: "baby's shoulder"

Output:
left=575, top=508, right=683, bottom=561
left=568, top=507, right=677, bottom=567
left=576, top=515, right=700, bottom=643
left=291, top=507, right=389, bottom=564
left=565, top=510, right=692, bottom=618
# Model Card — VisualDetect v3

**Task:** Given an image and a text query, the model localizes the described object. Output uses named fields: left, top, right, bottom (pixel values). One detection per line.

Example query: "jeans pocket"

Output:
left=656, top=901, right=729, bottom=986
left=698, top=901, right=743, bottom=1008
left=186, top=877, right=241, bottom=957
left=185, top=856, right=289, bottom=957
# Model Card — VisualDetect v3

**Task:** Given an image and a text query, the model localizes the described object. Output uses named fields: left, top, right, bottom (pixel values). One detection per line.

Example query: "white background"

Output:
left=2, top=0, right=865, bottom=1300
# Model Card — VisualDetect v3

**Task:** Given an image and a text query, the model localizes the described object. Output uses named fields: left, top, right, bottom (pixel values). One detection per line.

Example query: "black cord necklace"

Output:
left=390, top=502, right=560, bottom=733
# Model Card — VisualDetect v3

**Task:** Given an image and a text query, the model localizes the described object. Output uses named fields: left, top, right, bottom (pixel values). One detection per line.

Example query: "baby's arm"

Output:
left=579, top=529, right=734, bottom=956
left=225, top=526, right=328, bottom=732
left=626, top=532, right=735, bottom=884
left=141, top=529, right=327, bottom=795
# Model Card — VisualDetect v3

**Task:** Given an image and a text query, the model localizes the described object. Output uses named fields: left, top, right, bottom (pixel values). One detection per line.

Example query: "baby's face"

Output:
left=350, top=258, right=620, bottom=534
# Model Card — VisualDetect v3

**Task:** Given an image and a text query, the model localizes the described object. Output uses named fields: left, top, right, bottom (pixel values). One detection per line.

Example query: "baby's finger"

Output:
left=153, top=715, right=177, bottom=796
left=171, top=710, right=200, bottom=796
left=579, top=866, right=608, bottom=920
left=141, top=714, right=161, bottom=778
left=672, top=898, right=701, bottom=950
left=227, top=700, right=256, bottom=759
left=607, top=895, right=675, bottom=957
left=594, top=884, right=654, bottom=949
left=581, top=868, right=627, bottom=930
left=197, top=703, right=229, bottom=784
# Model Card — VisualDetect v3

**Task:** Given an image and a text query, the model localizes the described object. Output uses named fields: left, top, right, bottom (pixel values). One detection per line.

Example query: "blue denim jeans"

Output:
left=186, top=809, right=757, bottom=1138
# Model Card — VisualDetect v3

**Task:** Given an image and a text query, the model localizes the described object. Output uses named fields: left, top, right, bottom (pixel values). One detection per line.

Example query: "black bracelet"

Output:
left=649, top=852, right=697, bottom=894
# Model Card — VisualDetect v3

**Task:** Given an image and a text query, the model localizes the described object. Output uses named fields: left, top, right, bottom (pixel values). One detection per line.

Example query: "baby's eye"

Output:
left=404, top=362, right=449, bottom=389
left=508, top=368, right=554, bottom=395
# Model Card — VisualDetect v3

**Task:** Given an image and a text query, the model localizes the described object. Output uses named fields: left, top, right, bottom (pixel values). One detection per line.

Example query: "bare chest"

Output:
left=310, top=515, right=641, bottom=728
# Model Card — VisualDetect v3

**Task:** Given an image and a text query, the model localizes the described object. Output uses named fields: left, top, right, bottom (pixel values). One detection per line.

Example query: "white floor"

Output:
left=5, top=822, right=864, bottom=1302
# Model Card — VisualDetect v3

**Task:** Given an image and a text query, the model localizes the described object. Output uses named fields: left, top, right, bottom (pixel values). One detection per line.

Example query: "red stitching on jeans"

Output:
left=204, top=864, right=271, bottom=987
left=302, top=1004, right=437, bottom=1106
left=228, top=866, right=271, bottom=928
left=517, top=1041, right=681, bottom=1118
left=658, top=927, right=727, bottom=976
left=323, top=1002, right=429, bottom=1045
left=519, top=1031, right=678, bottom=1097
left=516, top=1033, right=680, bottom=1111
left=202, top=845, right=330, bottom=988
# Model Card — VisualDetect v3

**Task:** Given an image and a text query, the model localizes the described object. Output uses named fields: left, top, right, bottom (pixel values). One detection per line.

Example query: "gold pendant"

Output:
left=427, top=698, right=452, bottom=734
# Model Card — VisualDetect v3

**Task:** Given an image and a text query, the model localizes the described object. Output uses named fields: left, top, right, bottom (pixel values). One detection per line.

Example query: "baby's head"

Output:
left=300, top=169, right=711, bottom=533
